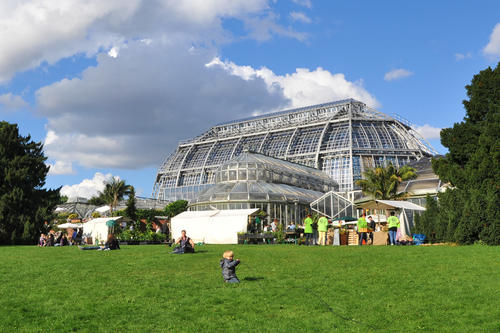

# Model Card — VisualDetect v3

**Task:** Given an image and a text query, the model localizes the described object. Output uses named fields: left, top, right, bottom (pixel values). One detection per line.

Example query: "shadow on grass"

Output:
left=242, top=276, right=265, bottom=281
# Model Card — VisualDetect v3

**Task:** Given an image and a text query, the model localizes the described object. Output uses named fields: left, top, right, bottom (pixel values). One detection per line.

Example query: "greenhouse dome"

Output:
left=189, top=151, right=338, bottom=223
left=153, top=99, right=436, bottom=201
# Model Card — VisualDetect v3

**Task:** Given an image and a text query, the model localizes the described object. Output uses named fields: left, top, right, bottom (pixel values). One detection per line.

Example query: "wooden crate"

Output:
left=348, top=230, right=359, bottom=245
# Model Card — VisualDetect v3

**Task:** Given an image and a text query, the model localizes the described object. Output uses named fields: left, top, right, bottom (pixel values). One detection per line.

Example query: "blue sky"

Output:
left=0, top=0, right=499, bottom=198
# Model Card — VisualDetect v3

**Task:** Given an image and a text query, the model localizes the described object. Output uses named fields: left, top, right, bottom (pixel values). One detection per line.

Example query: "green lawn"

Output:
left=0, top=244, right=499, bottom=332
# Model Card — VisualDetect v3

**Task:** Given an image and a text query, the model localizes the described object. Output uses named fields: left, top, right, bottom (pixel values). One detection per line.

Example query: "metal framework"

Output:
left=153, top=99, right=436, bottom=201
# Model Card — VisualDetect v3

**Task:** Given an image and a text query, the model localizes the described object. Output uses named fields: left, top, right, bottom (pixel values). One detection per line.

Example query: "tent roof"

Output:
left=358, top=200, right=425, bottom=211
left=85, top=216, right=123, bottom=225
left=173, top=209, right=259, bottom=220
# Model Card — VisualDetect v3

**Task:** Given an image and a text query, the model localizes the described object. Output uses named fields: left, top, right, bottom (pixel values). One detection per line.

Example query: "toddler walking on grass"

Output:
left=220, top=250, right=240, bottom=283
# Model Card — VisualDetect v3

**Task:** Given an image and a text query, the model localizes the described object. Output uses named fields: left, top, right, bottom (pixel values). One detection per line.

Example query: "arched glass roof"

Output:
left=153, top=99, right=436, bottom=201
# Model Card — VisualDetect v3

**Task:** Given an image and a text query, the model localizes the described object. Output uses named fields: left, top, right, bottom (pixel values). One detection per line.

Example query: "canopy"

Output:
left=95, top=205, right=111, bottom=213
left=171, top=209, right=259, bottom=244
left=358, top=200, right=426, bottom=211
left=57, top=223, right=83, bottom=228
left=358, top=200, right=425, bottom=238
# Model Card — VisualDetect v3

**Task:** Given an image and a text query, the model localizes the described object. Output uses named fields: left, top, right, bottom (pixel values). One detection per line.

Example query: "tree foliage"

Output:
left=356, top=163, right=417, bottom=200
left=102, top=178, right=134, bottom=212
left=164, top=200, right=188, bottom=218
left=432, top=62, right=500, bottom=245
left=0, top=121, right=60, bottom=244
left=125, top=187, right=137, bottom=222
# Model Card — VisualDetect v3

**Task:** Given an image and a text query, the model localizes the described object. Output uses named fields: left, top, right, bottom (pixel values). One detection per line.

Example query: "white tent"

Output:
left=82, top=217, right=122, bottom=244
left=57, top=223, right=83, bottom=228
left=95, top=205, right=111, bottom=213
left=359, top=200, right=425, bottom=237
left=171, top=209, right=259, bottom=244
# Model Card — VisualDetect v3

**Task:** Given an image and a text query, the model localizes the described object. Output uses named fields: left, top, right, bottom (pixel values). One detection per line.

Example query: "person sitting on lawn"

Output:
left=38, top=233, right=46, bottom=247
left=220, top=250, right=240, bottom=283
left=172, top=230, right=195, bottom=254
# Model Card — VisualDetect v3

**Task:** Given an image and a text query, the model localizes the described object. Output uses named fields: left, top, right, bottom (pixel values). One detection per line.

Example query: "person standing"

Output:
left=357, top=213, right=368, bottom=246
left=317, top=215, right=329, bottom=246
left=368, top=216, right=375, bottom=245
left=303, top=214, right=313, bottom=245
left=255, top=215, right=261, bottom=232
left=387, top=211, right=400, bottom=245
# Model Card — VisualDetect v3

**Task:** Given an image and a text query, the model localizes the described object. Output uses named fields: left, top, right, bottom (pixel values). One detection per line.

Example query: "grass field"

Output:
left=1, top=244, right=499, bottom=332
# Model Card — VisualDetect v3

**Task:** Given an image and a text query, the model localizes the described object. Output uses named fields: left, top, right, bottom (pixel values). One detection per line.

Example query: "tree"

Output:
left=88, top=195, right=107, bottom=206
left=125, top=187, right=137, bottom=222
left=164, top=200, right=188, bottom=218
left=0, top=121, right=61, bottom=244
left=101, top=178, right=133, bottom=213
left=433, top=62, right=500, bottom=245
left=356, top=163, right=417, bottom=200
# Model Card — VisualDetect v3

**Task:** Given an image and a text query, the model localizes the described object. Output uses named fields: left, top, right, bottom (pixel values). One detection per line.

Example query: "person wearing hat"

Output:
left=357, top=213, right=368, bottom=246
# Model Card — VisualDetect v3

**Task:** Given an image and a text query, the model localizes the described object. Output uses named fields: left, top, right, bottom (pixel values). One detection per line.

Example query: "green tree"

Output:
left=101, top=178, right=133, bottom=213
left=125, top=187, right=137, bottom=222
left=0, top=121, right=61, bottom=244
left=433, top=62, right=500, bottom=245
left=164, top=200, right=188, bottom=218
left=356, top=163, right=417, bottom=200
left=88, top=195, right=107, bottom=206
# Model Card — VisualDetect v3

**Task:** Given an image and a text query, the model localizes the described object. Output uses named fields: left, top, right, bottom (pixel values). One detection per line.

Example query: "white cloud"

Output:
left=60, top=172, right=114, bottom=199
left=47, top=160, right=75, bottom=175
left=483, top=22, right=500, bottom=57
left=0, top=0, right=276, bottom=82
left=292, top=0, right=312, bottom=8
left=107, top=47, right=119, bottom=58
left=208, top=58, right=380, bottom=108
left=384, top=68, right=413, bottom=81
left=290, top=11, right=312, bottom=24
left=0, top=93, right=28, bottom=110
left=454, top=52, right=472, bottom=61
left=415, top=124, right=441, bottom=140
left=36, top=41, right=288, bottom=169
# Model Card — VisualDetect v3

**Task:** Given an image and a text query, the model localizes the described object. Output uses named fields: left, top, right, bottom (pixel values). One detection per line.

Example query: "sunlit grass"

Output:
left=0, top=244, right=499, bottom=332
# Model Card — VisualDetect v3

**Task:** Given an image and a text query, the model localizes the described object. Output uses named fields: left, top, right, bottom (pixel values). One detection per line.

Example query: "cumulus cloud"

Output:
left=37, top=41, right=289, bottom=169
left=454, top=52, right=472, bottom=61
left=208, top=58, right=380, bottom=108
left=290, top=11, right=312, bottom=24
left=60, top=172, right=114, bottom=199
left=0, top=0, right=277, bottom=82
left=415, top=124, right=441, bottom=140
left=0, top=93, right=28, bottom=110
left=384, top=68, right=414, bottom=81
left=483, top=22, right=500, bottom=57
left=47, top=160, right=75, bottom=175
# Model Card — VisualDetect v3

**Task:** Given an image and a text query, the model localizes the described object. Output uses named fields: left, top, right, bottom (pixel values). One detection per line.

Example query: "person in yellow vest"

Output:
left=303, top=214, right=314, bottom=245
left=357, top=213, right=368, bottom=246
left=317, top=215, right=329, bottom=246
left=387, top=211, right=400, bottom=245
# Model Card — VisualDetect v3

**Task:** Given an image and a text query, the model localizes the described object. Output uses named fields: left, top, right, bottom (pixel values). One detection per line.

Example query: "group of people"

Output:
left=303, top=214, right=329, bottom=245
left=357, top=211, right=400, bottom=245
left=39, top=229, right=82, bottom=247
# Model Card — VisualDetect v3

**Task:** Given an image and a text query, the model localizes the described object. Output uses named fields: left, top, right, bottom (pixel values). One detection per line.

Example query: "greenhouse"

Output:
left=189, top=150, right=337, bottom=224
left=153, top=99, right=436, bottom=202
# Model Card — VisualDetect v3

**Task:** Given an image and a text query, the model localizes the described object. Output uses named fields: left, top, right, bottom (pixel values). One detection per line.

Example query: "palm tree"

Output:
left=102, top=178, right=134, bottom=213
left=356, top=163, right=417, bottom=200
